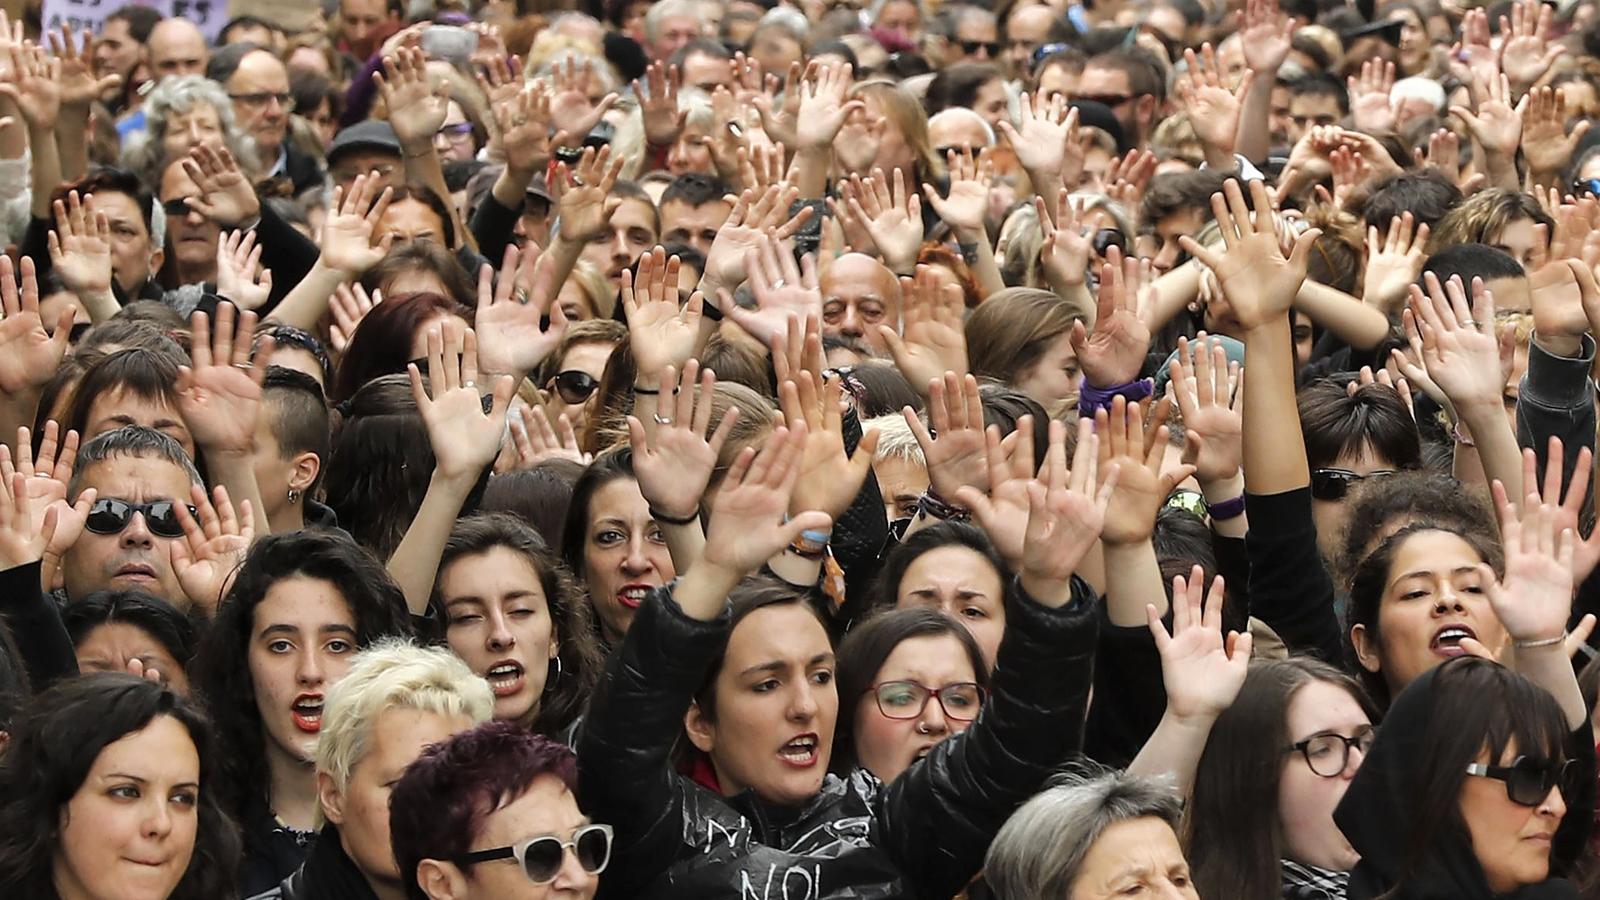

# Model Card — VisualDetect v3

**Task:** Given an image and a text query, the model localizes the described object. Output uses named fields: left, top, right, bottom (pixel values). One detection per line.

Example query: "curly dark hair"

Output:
left=190, top=530, right=413, bottom=822
left=433, top=513, right=603, bottom=738
left=0, top=673, right=241, bottom=899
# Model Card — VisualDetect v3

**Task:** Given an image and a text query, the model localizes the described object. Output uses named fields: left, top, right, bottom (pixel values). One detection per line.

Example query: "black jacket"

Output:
left=238, top=796, right=316, bottom=898
left=0, top=560, right=76, bottom=691
left=246, top=823, right=377, bottom=900
left=577, top=575, right=1099, bottom=900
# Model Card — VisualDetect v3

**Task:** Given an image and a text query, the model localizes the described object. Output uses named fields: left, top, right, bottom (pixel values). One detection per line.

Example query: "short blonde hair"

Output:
left=315, top=639, right=494, bottom=795
left=864, top=414, right=924, bottom=465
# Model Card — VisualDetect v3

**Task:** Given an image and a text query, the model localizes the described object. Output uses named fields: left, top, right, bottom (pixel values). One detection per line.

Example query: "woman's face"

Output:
left=53, top=715, right=199, bottom=900
left=440, top=546, right=560, bottom=724
left=1460, top=738, right=1567, bottom=894
left=161, top=102, right=224, bottom=161
left=894, top=545, right=1005, bottom=670
left=1392, top=10, right=1429, bottom=73
left=556, top=277, right=597, bottom=322
left=1490, top=217, right=1541, bottom=269
left=434, top=100, right=477, bottom=163
left=861, top=94, right=917, bottom=178
left=1278, top=680, right=1373, bottom=871
left=546, top=340, right=613, bottom=435
left=689, top=604, right=837, bottom=806
left=666, top=124, right=715, bottom=176
left=972, top=78, right=1009, bottom=133
left=96, top=190, right=159, bottom=295
left=1309, top=441, right=1397, bottom=562
left=581, top=478, right=675, bottom=643
left=852, top=633, right=980, bottom=783
left=1069, top=816, right=1198, bottom=900
left=75, top=622, right=191, bottom=696
left=85, top=387, right=196, bottom=460
left=1350, top=529, right=1506, bottom=697
left=378, top=198, right=448, bottom=247
left=247, top=576, right=359, bottom=764
left=1013, top=331, right=1082, bottom=419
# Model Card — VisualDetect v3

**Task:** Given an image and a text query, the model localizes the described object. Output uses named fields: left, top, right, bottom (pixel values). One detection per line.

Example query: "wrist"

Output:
left=1163, top=706, right=1222, bottom=730
left=1018, top=570, right=1073, bottom=608
left=1512, top=632, right=1568, bottom=651
left=429, top=466, right=482, bottom=492
left=400, top=140, right=435, bottom=158
left=1198, top=470, right=1245, bottom=504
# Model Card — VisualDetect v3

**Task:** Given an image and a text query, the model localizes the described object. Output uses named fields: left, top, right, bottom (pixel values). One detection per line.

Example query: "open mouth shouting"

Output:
left=777, top=733, right=821, bottom=768
left=1430, top=623, right=1478, bottom=658
left=291, top=692, right=324, bottom=733
left=617, top=583, right=653, bottom=610
left=486, top=659, right=527, bottom=697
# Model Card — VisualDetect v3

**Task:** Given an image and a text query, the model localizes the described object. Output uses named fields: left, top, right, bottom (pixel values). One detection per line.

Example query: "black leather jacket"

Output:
left=577, top=575, right=1099, bottom=900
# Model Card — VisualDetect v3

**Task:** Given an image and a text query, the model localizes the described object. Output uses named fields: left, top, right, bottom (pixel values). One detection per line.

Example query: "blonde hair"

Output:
left=864, top=414, right=924, bottom=464
left=315, top=639, right=493, bottom=797
left=849, top=80, right=947, bottom=185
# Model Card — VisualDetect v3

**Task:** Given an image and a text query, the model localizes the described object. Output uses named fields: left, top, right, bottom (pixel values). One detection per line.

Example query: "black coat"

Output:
left=246, top=823, right=378, bottom=900
left=577, top=575, right=1099, bottom=900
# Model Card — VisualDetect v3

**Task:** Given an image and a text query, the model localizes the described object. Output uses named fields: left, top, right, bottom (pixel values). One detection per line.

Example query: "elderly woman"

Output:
left=122, top=75, right=258, bottom=191
left=986, top=770, right=1197, bottom=899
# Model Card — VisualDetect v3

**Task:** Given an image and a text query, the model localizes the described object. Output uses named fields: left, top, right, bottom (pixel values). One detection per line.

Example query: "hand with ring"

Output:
left=628, top=361, right=742, bottom=526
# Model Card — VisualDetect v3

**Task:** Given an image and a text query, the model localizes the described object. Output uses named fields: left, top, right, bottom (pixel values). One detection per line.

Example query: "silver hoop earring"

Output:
left=287, top=488, right=302, bottom=504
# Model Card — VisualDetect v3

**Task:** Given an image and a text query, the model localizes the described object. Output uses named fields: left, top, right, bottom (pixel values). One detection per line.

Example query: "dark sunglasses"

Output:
left=1574, top=178, right=1600, bottom=198
left=1093, top=228, right=1126, bottom=257
left=958, top=40, right=1001, bottom=56
left=459, top=823, right=613, bottom=884
left=551, top=370, right=600, bottom=405
left=1466, top=756, right=1575, bottom=807
left=85, top=498, right=196, bottom=539
left=161, top=199, right=191, bottom=217
left=1309, top=468, right=1396, bottom=501
left=1074, top=92, right=1136, bottom=108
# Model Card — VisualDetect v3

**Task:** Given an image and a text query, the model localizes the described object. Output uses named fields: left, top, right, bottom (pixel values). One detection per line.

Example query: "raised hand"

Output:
left=1073, top=247, right=1154, bottom=388
left=1239, top=0, right=1293, bottom=76
left=0, top=44, right=61, bottom=131
left=904, top=372, right=991, bottom=504
left=375, top=47, right=450, bottom=153
left=214, top=230, right=273, bottom=311
left=555, top=144, right=625, bottom=244
left=492, top=81, right=554, bottom=176
left=635, top=60, right=684, bottom=148
left=329, top=283, right=381, bottom=354
left=700, top=424, right=831, bottom=576
left=702, top=184, right=810, bottom=289
left=170, top=483, right=254, bottom=614
left=474, top=244, right=568, bottom=378
left=1522, top=87, right=1592, bottom=180
left=1409, top=272, right=1503, bottom=413
left=47, top=191, right=112, bottom=297
left=1480, top=477, right=1575, bottom=647
left=49, top=24, right=119, bottom=109
left=1149, top=566, right=1252, bottom=721
left=1177, top=44, right=1251, bottom=163
left=923, top=148, right=993, bottom=242
left=1528, top=257, right=1598, bottom=356
left=1450, top=72, right=1526, bottom=162
left=319, top=173, right=394, bottom=277
left=624, top=247, right=702, bottom=377
left=0, top=255, right=73, bottom=399
left=1168, top=335, right=1242, bottom=487
left=723, top=234, right=823, bottom=347
left=1038, top=190, right=1093, bottom=288
left=181, top=144, right=260, bottom=228
left=1363, top=213, right=1430, bottom=313
left=798, top=60, right=863, bottom=150
left=1018, top=416, right=1119, bottom=606
left=1451, top=8, right=1499, bottom=88
left=1104, top=149, right=1157, bottom=209
left=1, top=423, right=77, bottom=535
left=844, top=168, right=923, bottom=275
left=176, top=303, right=275, bottom=455
left=881, top=265, right=969, bottom=392
left=1097, top=395, right=1195, bottom=545
left=753, top=61, right=804, bottom=149
left=0, top=469, right=56, bottom=570
left=547, top=56, right=618, bottom=144
left=737, top=141, right=787, bottom=194
left=409, top=326, right=516, bottom=483
left=629, top=361, right=740, bottom=522
left=501, top=403, right=591, bottom=472
left=1499, top=0, right=1562, bottom=91
left=954, top=416, right=1038, bottom=570
left=779, top=364, right=881, bottom=520
left=1347, top=58, right=1397, bottom=133
left=1522, top=440, right=1600, bottom=583
left=997, top=92, right=1082, bottom=186
left=1180, top=178, right=1319, bottom=331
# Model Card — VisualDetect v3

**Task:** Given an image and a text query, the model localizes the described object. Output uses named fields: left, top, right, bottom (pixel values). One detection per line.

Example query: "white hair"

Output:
left=927, top=107, right=996, bottom=146
left=865, top=414, right=925, bottom=464
left=1391, top=76, right=1447, bottom=113
left=644, top=0, right=705, bottom=43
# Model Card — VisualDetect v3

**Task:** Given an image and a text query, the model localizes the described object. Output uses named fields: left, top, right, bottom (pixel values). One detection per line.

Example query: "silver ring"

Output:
left=1461, top=319, right=1478, bottom=329
left=464, top=380, right=476, bottom=390
left=772, top=278, right=786, bottom=289
left=514, top=289, right=530, bottom=305
left=653, top=413, right=674, bottom=425
left=232, top=363, right=251, bottom=370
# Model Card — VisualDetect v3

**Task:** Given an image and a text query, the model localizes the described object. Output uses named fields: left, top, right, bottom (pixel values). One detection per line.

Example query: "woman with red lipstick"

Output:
left=560, top=449, right=677, bottom=649
left=435, top=513, right=603, bottom=739
left=579, top=407, right=1112, bottom=899
left=191, top=530, right=413, bottom=898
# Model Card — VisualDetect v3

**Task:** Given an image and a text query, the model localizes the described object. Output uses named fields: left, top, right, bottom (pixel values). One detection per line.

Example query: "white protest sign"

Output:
left=41, top=0, right=227, bottom=42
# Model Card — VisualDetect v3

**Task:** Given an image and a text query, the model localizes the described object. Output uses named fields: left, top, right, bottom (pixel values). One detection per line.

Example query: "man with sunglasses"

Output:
left=1076, top=48, right=1166, bottom=151
left=391, top=721, right=610, bottom=899
left=60, top=426, right=204, bottom=609
left=941, top=4, right=1001, bottom=65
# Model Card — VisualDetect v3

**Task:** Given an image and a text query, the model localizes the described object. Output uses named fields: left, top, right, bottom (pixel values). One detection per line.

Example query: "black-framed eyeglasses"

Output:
left=85, top=498, right=197, bottom=540
left=458, top=823, right=613, bottom=884
left=1574, top=178, right=1600, bottom=198
left=230, top=91, right=294, bottom=110
left=1288, top=727, right=1376, bottom=777
left=1466, top=756, right=1575, bottom=807
left=957, top=40, right=1001, bottom=56
left=1093, top=228, right=1126, bottom=257
left=1309, top=468, right=1396, bottom=501
left=869, top=680, right=986, bottom=721
left=551, top=370, right=600, bottom=405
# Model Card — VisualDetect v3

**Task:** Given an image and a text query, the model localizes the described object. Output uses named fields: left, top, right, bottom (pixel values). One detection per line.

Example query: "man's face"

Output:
left=95, top=20, right=143, bottom=81
left=651, top=14, right=703, bottom=62
left=1077, top=66, right=1144, bottom=146
left=514, top=198, right=552, bottom=249
left=149, top=22, right=209, bottom=79
left=660, top=198, right=730, bottom=258
left=952, top=16, right=1000, bottom=63
left=342, top=0, right=398, bottom=57
left=228, top=51, right=293, bottom=156
left=579, top=198, right=657, bottom=291
left=160, top=162, right=221, bottom=271
left=329, top=148, right=403, bottom=194
left=63, top=456, right=194, bottom=605
left=928, top=114, right=992, bottom=156
left=820, top=254, right=900, bottom=353
left=1037, top=62, right=1078, bottom=105
left=1269, top=84, right=1294, bottom=147
left=681, top=50, right=732, bottom=93
left=1287, top=93, right=1342, bottom=145
left=1005, top=6, right=1055, bottom=77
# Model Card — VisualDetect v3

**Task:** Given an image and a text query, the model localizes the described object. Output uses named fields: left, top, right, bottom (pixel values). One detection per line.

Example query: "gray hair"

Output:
left=927, top=107, right=996, bottom=145
left=942, top=3, right=997, bottom=36
left=121, top=75, right=258, bottom=191
left=644, top=0, right=705, bottom=43
left=70, top=425, right=203, bottom=497
left=985, top=770, right=1185, bottom=900
left=758, top=6, right=810, bottom=38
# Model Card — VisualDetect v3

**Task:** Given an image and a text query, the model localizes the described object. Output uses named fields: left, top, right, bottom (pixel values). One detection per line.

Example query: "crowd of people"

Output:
left=2, top=0, right=1600, bottom=897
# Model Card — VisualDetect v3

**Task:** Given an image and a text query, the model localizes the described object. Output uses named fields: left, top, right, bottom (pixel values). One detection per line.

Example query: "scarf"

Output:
left=1281, top=859, right=1347, bottom=900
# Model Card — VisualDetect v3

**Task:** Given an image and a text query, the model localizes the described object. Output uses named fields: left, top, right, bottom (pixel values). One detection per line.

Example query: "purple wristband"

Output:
left=1078, top=379, right=1155, bottom=418
left=1207, top=495, right=1246, bottom=521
